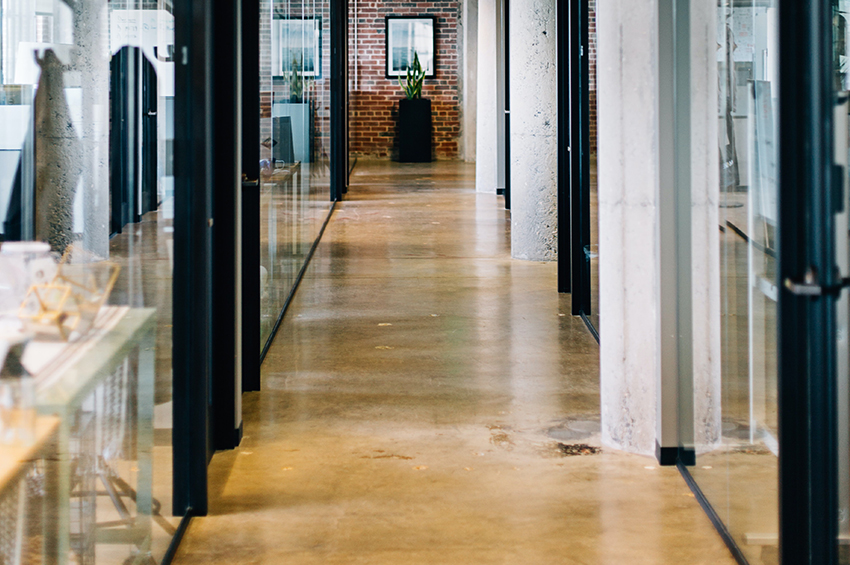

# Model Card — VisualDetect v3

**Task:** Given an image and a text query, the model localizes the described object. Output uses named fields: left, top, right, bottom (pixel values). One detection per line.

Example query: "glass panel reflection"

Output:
left=688, top=3, right=779, bottom=564
left=260, top=0, right=333, bottom=351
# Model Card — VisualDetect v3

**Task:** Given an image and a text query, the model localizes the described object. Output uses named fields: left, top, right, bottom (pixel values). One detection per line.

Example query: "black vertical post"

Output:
left=142, top=57, right=158, bottom=214
left=570, top=0, right=590, bottom=315
left=241, top=0, right=261, bottom=392
left=173, top=0, right=214, bottom=516
left=210, top=0, right=243, bottom=450
left=331, top=0, right=349, bottom=202
left=557, top=0, right=571, bottom=294
left=503, top=0, right=511, bottom=210
left=778, top=0, right=838, bottom=563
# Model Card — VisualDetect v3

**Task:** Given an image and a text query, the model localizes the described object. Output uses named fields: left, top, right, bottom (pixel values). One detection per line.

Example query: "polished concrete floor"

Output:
left=174, top=161, right=736, bottom=564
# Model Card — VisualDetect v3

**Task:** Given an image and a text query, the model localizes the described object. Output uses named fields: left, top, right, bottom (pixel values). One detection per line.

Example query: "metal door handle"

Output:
left=784, top=267, right=850, bottom=297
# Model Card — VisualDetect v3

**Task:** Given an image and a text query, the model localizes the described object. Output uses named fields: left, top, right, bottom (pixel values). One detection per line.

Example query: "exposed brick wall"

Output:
left=348, top=2, right=461, bottom=160
left=260, top=0, right=272, bottom=159
left=588, top=0, right=597, bottom=155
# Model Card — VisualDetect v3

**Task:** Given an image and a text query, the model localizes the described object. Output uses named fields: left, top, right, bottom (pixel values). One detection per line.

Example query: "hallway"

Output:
left=174, top=162, right=735, bottom=564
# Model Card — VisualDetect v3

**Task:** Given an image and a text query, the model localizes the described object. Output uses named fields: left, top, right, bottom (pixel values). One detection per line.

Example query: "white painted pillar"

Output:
left=462, top=0, right=478, bottom=163
left=475, top=0, right=498, bottom=193
left=508, top=0, right=557, bottom=261
left=597, top=0, right=661, bottom=456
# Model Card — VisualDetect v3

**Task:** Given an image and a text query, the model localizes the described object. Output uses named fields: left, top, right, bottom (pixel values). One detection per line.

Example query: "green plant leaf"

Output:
left=399, top=50, right=427, bottom=99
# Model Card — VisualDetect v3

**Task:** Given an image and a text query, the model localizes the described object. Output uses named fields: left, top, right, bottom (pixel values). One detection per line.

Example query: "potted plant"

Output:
left=397, top=52, right=432, bottom=163
left=273, top=54, right=312, bottom=163
left=289, top=54, right=304, bottom=103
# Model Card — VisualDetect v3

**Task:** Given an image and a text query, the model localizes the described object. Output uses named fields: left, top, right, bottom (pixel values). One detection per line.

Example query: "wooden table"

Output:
left=0, top=416, right=59, bottom=495
left=0, top=415, right=59, bottom=565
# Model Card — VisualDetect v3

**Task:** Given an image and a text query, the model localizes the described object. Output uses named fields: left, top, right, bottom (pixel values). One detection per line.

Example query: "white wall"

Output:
left=475, top=0, right=498, bottom=193
left=462, top=0, right=478, bottom=163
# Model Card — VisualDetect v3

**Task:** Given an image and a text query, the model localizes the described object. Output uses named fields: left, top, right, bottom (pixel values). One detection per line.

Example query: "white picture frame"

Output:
left=385, top=16, right=435, bottom=78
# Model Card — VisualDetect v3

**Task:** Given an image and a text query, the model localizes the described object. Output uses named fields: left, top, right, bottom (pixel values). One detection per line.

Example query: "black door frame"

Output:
left=210, top=0, right=245, bottom=452
left=570, top=0, right=591, bottom=320
left=558, top=0, right=592, bottom=327
left=331, top=0, right=349, bottom=202
left=172, top=0, right=253, bottom=514
left=241, top=0, right=261, bottom=393
left=503, top=0, right=511, bottom=210
left=173, top=0, right=215, bottom=517
left=778, top=0, right=839, bottom=563
left=556, top=0, right=571, bottom=294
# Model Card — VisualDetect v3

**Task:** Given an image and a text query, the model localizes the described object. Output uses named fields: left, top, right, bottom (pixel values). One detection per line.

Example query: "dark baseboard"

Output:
left=678, top=447, right=696, bottom=466
left=655, top=441, right=679, bottom=466
left=161, top=512, right=193, bottom=565
left=677, top=463, right=750, bottom=565
left=233, top=421, right=243, bottom=446
left=579, top=311, right=600, bottom=344
left=496, top=188, right=505, bottom=195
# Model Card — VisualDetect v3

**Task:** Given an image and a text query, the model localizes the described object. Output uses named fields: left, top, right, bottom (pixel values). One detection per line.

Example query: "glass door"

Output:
left=679, top=3, right=781, bottom=564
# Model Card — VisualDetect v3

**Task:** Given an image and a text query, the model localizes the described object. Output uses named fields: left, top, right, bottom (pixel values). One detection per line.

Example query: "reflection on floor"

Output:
left=259, top=162, right=334, bottom=351
left=174, top=161, right=735, bottom=564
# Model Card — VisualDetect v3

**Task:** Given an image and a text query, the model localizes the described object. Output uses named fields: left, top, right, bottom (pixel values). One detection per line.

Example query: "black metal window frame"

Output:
left=557, top=0, right=594, bottom=339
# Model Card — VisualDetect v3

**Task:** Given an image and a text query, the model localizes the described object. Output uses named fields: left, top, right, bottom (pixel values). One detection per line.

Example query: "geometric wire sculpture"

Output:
left=17, top=246, right=120, bottom=342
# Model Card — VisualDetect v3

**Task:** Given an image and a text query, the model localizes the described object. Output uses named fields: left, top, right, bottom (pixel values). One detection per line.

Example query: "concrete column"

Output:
left=508, top=0, right=557, bottom=261
left=462, top=0, right=478, bottom=163
left=597, top=0, right=660, bottom=456
left=598, top=0, right=721, bottom=457
left=475, top=0, right=498, bottom=193
left=72, top=0, right=110, bottom=257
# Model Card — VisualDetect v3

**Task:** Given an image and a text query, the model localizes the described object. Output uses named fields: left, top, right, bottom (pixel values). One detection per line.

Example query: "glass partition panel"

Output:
left=260, top=0, right=333, bottom=351
left=686, top=3, right=780, bottom=564
left=0, top=0, right=179, bottom=562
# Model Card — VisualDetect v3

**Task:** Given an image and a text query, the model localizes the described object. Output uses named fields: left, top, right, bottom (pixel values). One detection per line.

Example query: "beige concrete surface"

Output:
left=174, top=161, right=736, bottom=565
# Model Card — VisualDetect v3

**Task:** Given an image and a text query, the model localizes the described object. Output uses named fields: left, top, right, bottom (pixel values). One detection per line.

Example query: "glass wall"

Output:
left=0, top=0, right=179, bottom=562
left=684, top=3, right=780, bottom=564
left=259, top=0, right=334, bottom=352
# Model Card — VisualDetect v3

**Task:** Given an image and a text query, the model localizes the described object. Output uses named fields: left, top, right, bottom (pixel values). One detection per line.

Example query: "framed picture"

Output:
left=385, top=16, right=435, bottom=79
left=272, top=17, right=322, bottom=78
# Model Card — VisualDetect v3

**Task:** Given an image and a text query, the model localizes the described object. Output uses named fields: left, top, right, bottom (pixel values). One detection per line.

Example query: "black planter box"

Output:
left=398, top=98, right=432, bottom=163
